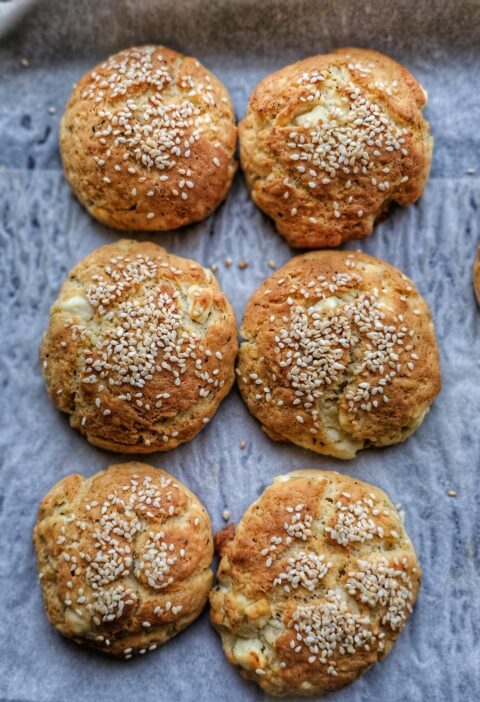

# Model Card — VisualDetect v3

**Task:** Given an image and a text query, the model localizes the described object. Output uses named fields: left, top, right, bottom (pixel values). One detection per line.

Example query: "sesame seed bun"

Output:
left=237, top=250, right=440, bottom=458
left=40, top=239, right=237, bottom=452
left=239, top=47, right=432, bottom=248
left=60, top=45, right=237, bottom=231
left=34, top=462, right=213, bottom=657
left=210, top=469, right=421, bottom=696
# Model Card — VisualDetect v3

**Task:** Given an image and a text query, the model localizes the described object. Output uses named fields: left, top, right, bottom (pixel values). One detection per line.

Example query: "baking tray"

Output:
left=0, top=1, right=479, bottom=700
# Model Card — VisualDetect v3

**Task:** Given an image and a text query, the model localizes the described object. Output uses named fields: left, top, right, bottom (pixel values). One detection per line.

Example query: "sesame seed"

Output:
left=274, top=551, right=330, bottom=592
left=347, top=557, right=414, bottom=630
left=290, top=593, right=377, bottom=667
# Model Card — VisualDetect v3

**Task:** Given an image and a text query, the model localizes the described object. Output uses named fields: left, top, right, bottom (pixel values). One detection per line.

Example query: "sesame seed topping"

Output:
left=290, top=592, right=376, bottom=669
left=273, top=551, right=331, bottom=592
left=326, top=495, right=383, bottom=546
left=347, top=557, right=414, bottom=630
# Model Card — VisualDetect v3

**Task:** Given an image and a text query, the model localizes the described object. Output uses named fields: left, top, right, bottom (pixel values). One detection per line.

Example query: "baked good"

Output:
left=40, top=239, right=237, bottom=452
left=210, top=469, right=421, bottom=696
left=237, top=250, right=440, bottom=458
left=474, top=246, right=480, bottom=305
left=34, top=461, right=213, bottom=657
left=60, top=45, right=236, bottom=231
left=239, top=47, right=432, bottom=248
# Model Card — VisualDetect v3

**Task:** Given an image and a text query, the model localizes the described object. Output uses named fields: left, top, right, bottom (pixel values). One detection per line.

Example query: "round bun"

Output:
left=237, top=250, right=440, bottom=458
left=34, top=462, right=213, bottom=657
left=60, top=45, right=237, bottom=231
left=474, top=247, right=480, bottom=305
left=239, top=47, right=432, bottom=248
left=210, top=469, right=421, bottom=696
left=40, top=239, right=237, bottom=452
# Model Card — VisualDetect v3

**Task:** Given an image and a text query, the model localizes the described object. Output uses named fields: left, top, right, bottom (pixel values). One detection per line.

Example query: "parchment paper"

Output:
left=0, top=1, right=479, bottom=700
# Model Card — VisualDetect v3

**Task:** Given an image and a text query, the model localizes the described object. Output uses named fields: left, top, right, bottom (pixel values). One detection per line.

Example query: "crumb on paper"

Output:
left=239, top=441, right=246, bottom=449
left=48, top=106, right=56, bottom=115
left=20, top=58, right=30, bottom=68
left=224, top=257, right=232, bottom=268
left=238, top=260, right=249, bottom=270
left=210, top=263, right=219, bottom=273
left=222, top=509, right=230, bottom=521
left=268, top=259, right=277, bottom=270
left=448, top=489, right=457, bottom=497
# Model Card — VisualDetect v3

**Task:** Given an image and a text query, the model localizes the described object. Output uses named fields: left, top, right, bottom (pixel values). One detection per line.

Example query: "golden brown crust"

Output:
left=474, top=247, right=480, bottom=305
left=60, top=45, right=237, bottom=231
left=237, top=250, right=440, bottom=458
left=40, top=239, right=237, bottom=452
left=34, top=462, right=214, bottom=657
left=210, top=469, right=421, bottom=696
left=215, top=523, right=236, bottom=557
left=239, top=47, right=432, bottom=248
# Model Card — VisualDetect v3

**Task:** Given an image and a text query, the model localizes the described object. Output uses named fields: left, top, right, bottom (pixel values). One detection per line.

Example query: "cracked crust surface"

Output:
left=237, top=250, right=440, bottom=459
left=210, top=469, right=421, bottom=697
left=60, top=45, right=237, bottom=231
left=239, top=47, right=432, bottom=248
left=40, top=239, right=237, bottom=452
left=34, top=462, right=213, bottom=657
